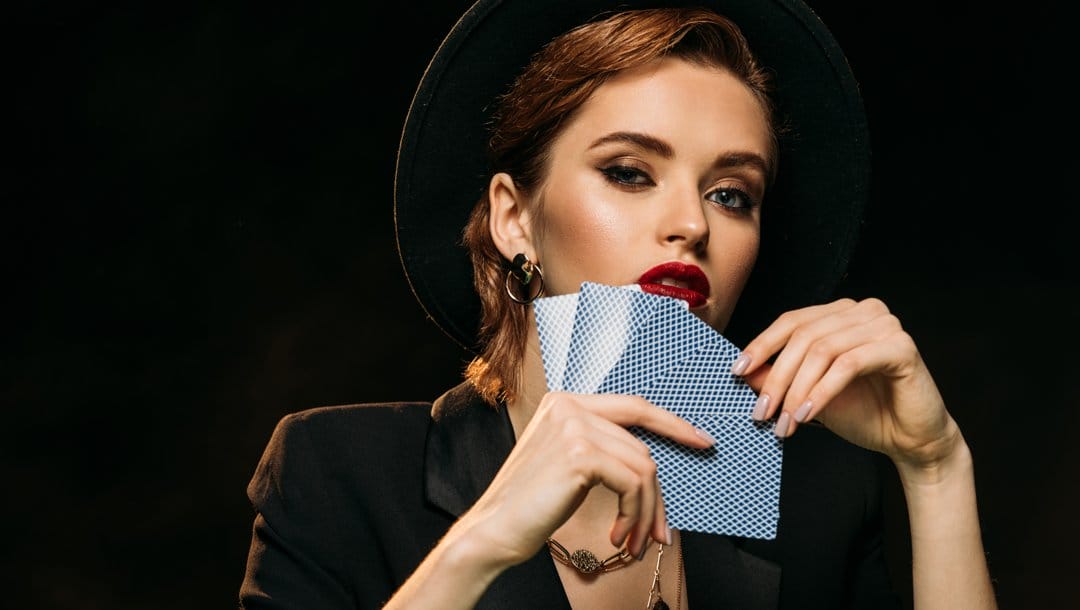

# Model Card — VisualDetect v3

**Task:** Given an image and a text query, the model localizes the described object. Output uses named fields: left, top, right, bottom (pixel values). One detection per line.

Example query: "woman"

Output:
left=240, top=1, right=997, bottom=608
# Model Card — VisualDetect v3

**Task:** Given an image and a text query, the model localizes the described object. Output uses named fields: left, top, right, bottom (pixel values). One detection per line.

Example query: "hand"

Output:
left=460, top=392, right=714, bottom=568
left=733, top=298, right=962, bottom=470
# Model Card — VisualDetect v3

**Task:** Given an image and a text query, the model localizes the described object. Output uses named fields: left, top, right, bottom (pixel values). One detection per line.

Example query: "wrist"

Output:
left=893, top=426, right=973, bottom=489
left=443, top=507, right=531, bottom=578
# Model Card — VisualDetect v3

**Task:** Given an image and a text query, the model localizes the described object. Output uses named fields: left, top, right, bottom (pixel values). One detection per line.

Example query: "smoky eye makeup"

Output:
left=598, top=163, right=655, bottom=187
left=704, top=185, right=759, bottom=212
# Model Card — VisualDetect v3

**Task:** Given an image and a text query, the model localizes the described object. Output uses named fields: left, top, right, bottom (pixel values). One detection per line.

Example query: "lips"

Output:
left=637, top=261, right=710, bottom=308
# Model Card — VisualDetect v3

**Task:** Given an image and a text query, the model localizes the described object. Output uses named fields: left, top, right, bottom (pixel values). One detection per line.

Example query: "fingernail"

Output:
left=665, top=526, right=673, bottom=546
left=751, top=393, right=770, bottom=421
left=731, top=354, right=751, bottom=376
left=774, top=412, right=791, bottom=438
left=695, top=427, right=716, bottom=445
left=793, top=400, right=813, bottom=423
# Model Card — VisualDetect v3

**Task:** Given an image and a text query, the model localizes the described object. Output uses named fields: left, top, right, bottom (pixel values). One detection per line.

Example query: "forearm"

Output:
left=896, top=436, right=997, bottom=610
left=383, top=513, right=513, bottom=609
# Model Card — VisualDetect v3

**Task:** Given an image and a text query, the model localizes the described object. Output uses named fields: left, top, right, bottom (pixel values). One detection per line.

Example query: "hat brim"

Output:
left=395, top=0, right=870, bottom=351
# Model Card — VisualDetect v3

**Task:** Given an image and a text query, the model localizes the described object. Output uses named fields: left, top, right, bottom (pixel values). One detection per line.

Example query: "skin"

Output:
left=509, top=58, right=768, bottom=333
left=386, top=57, right=996, bottom=610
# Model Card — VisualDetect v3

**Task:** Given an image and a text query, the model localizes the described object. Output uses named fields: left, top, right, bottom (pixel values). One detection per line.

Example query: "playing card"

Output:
left=534, top=282, right=782, bottom=539
left=533, top=291, right=580, bottom=392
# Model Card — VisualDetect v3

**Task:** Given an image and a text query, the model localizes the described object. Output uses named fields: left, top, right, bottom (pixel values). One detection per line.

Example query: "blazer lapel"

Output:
left=684, top=531, right=781, bottom=609
left=423, top=382, right=515, bottom=517
left=423, top=382, right=572, bottom=609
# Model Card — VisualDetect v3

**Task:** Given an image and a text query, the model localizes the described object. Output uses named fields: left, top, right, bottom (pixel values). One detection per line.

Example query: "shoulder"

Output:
left=270, top=400, right=433, bottom=448
left=277, top=399, right=432, bottom=431
left=247, top=400, right=434, bottom=508
left=259, top=400, right=433, bottom=465
left=240, top=399, right=452, bottom=606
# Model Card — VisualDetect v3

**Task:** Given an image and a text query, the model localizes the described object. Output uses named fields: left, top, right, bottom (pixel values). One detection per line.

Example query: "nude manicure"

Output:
left=751, top=393, right=770, bottom=421
left=695, top=427, right=717, bottom=445
left=794, top=400, right=813, bottom=423
left=731, top=354, right=751, bottom=376
left=774, top=412, right=791, bottom=438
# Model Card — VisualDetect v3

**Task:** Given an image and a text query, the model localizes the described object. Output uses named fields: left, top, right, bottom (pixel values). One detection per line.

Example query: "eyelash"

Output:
left=599, top=164, right=759, bottom=212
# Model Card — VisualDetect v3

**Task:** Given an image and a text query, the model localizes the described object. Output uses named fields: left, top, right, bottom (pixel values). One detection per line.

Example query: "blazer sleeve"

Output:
left=752, top=424, right=907, bottom=609
left=848, top=452, right=905, bottom=610
left=239, top=411, right=359, bottom=609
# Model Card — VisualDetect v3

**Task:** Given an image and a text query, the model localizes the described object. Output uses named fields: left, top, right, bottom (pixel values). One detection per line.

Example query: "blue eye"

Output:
left=706, top=187, right=757, bottom=211
left=601, top=165, right=653, bottom=187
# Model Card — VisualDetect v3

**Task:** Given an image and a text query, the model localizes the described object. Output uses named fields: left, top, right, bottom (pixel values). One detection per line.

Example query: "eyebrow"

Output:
left=589, top=131, right=674, bottom=158
left=714, top=151, right=771, bottom=179
left=589, top=130, right=772, bottom=178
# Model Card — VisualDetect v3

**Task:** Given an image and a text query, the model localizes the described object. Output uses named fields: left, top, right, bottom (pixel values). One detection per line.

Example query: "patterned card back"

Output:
left=533, top=292, right=580, bottom=392
left=535, top=282, right=782, bottom=539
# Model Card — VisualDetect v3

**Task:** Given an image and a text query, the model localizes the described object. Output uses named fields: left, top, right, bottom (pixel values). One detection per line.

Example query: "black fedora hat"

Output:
left=394, top=0, right=870, bottom=351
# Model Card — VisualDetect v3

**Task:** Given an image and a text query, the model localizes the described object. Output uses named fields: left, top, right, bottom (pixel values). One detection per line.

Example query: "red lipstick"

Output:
left=637, top=262, right=710, bottom=308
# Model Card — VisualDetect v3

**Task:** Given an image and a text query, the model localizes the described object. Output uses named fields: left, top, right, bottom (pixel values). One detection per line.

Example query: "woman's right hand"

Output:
left=460, top=391, right=715, bottom=568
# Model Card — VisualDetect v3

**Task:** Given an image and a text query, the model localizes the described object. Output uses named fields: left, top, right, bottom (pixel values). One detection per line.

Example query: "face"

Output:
left=523, top=57, right=770, bottom=332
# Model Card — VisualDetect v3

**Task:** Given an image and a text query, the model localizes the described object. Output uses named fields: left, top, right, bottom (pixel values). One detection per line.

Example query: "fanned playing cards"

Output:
left=533, top=282, right=782, bottom=539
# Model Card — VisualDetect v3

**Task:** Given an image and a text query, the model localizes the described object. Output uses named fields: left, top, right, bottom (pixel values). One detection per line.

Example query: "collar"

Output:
left=424, top=381, right=517, bottom=517
left=423, top=381, right=780, bottom=609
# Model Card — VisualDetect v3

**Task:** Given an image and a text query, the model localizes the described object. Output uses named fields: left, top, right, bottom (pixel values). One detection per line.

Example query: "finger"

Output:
left=572, top=393, right=716, bottom=448
left=589, top=420, right=668, bottom=555
left=650, top=480, right=672, bottom=546
left=591, top=430, right=664, bottom=558
left=752, top=299, right=889, bottom=421
left=780, top=312, right=902, bottom=426
left=560, top=401, right=668, bottom=555
left=530, top=394, right=672, bottom=551
left=587, top=424, right=658, bottom=552
left=574, top=446, right=666, bottom=559
left=733, top=299, right=860, bottom=377
left=585, top=408, right=666, bottom=457
left=539, top=393, right=691, bottom=555
left=798, top=333, right=919, bottom=432
left=626, top=452, right=657, bottom=559
left=625, top=463, right=668, bottom=559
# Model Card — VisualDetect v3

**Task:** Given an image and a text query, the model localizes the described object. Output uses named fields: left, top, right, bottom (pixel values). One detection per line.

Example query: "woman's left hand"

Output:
left=733, top=297, right=962, bottom=470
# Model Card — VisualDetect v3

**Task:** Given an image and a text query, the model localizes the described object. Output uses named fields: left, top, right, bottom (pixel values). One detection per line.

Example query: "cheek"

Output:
left=535, top=196, right=635, bottom=288
left=713, top=229, right=760, bottom=296
left=551, top=205, right=617, bottom=243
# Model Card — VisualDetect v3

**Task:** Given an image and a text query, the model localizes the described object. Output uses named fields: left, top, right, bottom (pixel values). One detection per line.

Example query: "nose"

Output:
left=659, top=186, right=709, bottom=252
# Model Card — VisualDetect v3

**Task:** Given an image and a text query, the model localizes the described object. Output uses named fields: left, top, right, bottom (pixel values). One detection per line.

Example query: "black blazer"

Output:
left=239, top=382, right=903, bottom=609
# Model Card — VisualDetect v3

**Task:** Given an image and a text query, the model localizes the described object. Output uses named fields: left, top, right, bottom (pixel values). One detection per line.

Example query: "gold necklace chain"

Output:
left=545, top=538, right=634, bottom=575
left=547, top=536, right=684, bottom=607
left=645, top=538, right=684, bottom=610
left=674, top=537, right=684, bottom=610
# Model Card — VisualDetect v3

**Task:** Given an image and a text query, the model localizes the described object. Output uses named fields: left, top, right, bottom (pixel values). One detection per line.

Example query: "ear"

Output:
left=487, top=172, right=537, bottom=262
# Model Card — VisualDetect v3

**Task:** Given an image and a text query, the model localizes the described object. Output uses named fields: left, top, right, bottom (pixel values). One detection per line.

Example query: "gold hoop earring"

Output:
left=505, top=253, right=545, bottom=304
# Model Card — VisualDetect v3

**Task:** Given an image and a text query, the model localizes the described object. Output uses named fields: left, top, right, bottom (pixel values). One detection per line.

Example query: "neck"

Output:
left=507, top=317, right=549, bottom=439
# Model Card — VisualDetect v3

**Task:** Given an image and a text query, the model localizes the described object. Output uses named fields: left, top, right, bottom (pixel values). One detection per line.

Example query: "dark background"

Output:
left=7, top=1, right=1078, bottom=608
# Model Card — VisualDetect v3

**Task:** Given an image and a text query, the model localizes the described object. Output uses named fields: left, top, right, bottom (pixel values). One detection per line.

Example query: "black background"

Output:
left=7, top=1, right=1078, bottom=608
